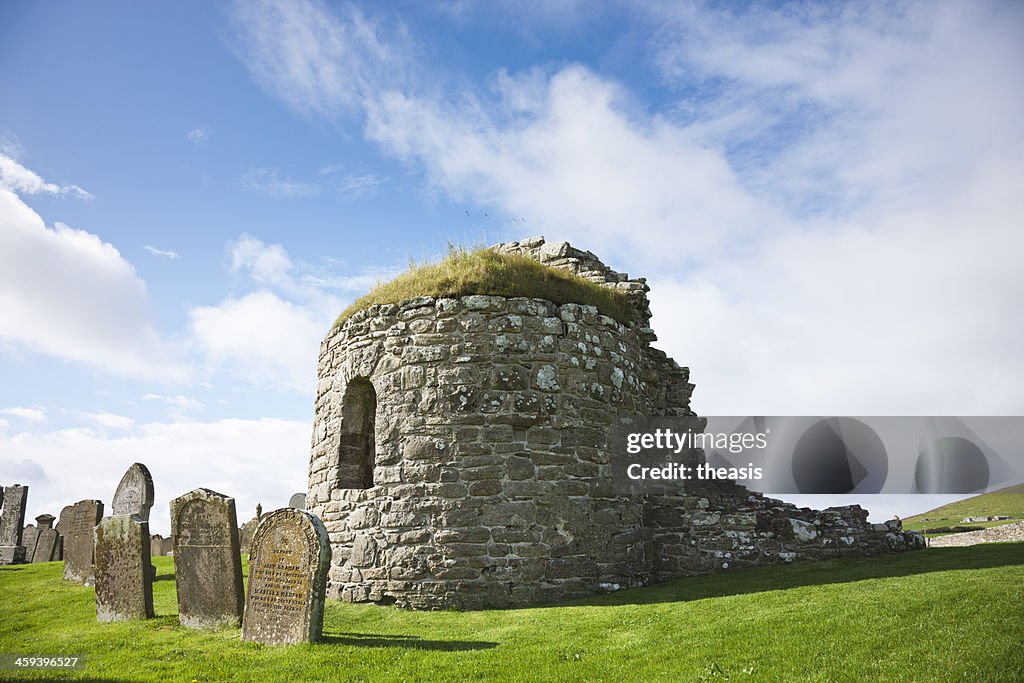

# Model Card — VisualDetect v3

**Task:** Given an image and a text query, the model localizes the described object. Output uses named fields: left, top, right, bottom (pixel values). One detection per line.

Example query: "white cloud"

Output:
left=0, top=153, right=92, bottom=200
left=1, top=406, right=47, bottom=423
left=190, top=290, right=325, bottom=393
left=229, top=233, right=293, bottom=287
left=144, top=245, right=180, bottom=259
left=336, top=172, right=388, bottom=198
left=229, top=0, right=412, bottom=117
left=141, top=393, right=205, bottom=411
left=0, top=187, right=186, bottom=380
left=185, top=127, right=209, bottom=145
left=238, top=167, right=320, bottom=199
left=78, top=411, right=135, bottom=431
left=0, top=417, right=310, bottom=536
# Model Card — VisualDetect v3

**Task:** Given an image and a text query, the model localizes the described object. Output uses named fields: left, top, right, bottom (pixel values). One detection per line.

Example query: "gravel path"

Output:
left=927, top=521, right=1024, bottom=548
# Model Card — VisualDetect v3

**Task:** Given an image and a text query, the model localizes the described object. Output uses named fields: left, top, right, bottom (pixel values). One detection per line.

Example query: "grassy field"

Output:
left=903, top=483, right=1024, bottom=534
left=2, top=545, right=1023, bottom=682
left=335, top=245, right=632, bottom=327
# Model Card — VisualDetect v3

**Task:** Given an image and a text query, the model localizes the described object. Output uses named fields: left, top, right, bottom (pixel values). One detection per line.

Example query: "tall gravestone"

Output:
left=94, top=464, right=154, bottom=621
left=0, top=484, right=29, bottom=565
left=22, top=525, right=39, bottom=562
left=61, top=500, right=104, bottom=584
left=241, top=508, right=331, bottom=645
left=31, top=514, right=59, bottom=563
left=170, top=488, right=244, bottom=628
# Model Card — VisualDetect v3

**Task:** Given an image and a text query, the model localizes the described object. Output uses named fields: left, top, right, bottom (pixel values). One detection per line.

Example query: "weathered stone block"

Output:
left=170, top=488, right=244, bottom=629
left=94, top=515, right=153, bottom=621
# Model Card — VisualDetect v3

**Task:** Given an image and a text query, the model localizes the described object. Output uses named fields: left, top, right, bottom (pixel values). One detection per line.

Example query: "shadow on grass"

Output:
left=570, top=542, right=1024, bottom=608
left=322, top=632, right=498, bottom=651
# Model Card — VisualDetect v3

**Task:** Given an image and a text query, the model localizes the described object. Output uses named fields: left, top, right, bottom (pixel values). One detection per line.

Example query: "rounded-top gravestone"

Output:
left=170, top=488, right=244, bottom=628
left=288, top=492, right=307, bottom=510
left=112, top=463, right=155, bottom=521
left=241, top=508, right=331, bottom=645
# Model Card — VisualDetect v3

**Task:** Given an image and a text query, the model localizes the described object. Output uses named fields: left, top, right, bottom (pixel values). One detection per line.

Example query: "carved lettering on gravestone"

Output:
left=94, top=514, right=154, bottom=621
left=241, top=508, right=331, bottom=645
left=22, top=525, right=39, bottom=562
left=112, top=463, right=155, bottom=521
left=61, top=499, right=104, bottom=584
left=0, top=484, right=29, bottom=565
left=170, top=488, right=244, bottom=628
left=31, top=514, right=59, bottom=563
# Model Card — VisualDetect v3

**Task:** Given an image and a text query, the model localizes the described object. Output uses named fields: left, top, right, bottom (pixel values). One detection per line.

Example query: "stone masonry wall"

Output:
left=308, top=236, right=923, bottom=610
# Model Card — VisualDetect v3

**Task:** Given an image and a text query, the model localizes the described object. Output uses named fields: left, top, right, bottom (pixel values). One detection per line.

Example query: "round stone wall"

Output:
left=307, top=294, right=661, bottom=609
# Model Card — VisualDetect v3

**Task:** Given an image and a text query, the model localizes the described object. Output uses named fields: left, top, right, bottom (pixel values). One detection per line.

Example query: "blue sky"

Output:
left=2, top=1, right=1022, bottom=534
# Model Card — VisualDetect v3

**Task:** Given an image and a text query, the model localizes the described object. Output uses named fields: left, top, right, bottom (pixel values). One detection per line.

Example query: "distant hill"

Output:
left=903, top=483, right=1024, bottom=533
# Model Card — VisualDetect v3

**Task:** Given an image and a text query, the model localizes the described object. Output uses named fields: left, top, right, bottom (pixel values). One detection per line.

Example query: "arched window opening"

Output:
left=338, top=377, right=376, bottom=489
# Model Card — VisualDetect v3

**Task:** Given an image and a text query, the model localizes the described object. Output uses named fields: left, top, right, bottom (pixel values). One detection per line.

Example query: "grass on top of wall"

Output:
left=334, top=246, right=633, bottom=328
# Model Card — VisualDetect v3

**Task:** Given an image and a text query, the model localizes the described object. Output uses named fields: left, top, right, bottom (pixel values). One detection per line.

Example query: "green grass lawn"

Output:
left=2, top=545, right=1023, bottom=682
left=903, top=483, right=1024, bottom=534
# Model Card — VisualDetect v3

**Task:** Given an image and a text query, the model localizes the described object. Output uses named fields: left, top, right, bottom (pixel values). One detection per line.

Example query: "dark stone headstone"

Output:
left=61, top=499, right=104, bottom=584
left=170, top=488, right=244, bottom=629
left=31, top=514, right=59, bottom=563
left=22, top=525, right=39, bottom=562
left=241, top=508, right=331, bottom=645
left=112, top=463, right=155, bottom=521
left=94, top=515, right=154, bottom=621
left=288, top=492, right=307, bottom=510
left=0, top=484, right=29, bottom=564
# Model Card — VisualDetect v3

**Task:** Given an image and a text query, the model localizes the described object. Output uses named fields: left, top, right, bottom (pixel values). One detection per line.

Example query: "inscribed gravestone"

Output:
left=31, top=514, right=59, bottom=563
left=22, top=525, right=39, bottom=562
left=0, top=484, right=29, bottom=564
left=170, top=488, right=244, bottom=628
left=288, top=492, right=307, bottom=510
left=112, top=463, right=155, bottom=521
left=94, top=515, right=154, bottom=621
left=61, top=499, right=103, bottom=584
left=241, top=508, right=331, bottom=645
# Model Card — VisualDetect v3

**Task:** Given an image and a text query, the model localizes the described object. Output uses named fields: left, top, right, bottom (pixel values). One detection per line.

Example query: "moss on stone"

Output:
left=335, top=246, right=632, bottom=328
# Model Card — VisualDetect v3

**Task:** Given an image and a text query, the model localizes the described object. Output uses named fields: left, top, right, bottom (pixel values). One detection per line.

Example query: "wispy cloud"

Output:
left=1, top=406, right=47, bottom=423
left=0, top=153, right=93, bottom=199
left=185, top=127, right=209, bottom=146
left=238, top=167, right=320, bottom=199
left=144, top=245, right=180, bottom=259
left=77, top=410, right=135, bottom=431
left=337, top=171, right=387, bottom=198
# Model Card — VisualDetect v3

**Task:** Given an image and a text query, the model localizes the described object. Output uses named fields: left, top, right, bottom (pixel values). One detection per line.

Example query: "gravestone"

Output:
left=22, top=525, right=39, bottom=562
left=0, top=484, right=29, bottom=565
left=288, top=492, right=307, bottom=510
left=112, top=463, right=155, bottom=521
left=239, top=504, right=263, bottom=553
left=94, top=464, right=154, bottom=621
left=150, top=534, right=172, bottom=556
left=170, top=488, right=244, bottom=628
left=31, top=514, right=59, bottom=563
left=241, top=508, right=331, bottom=645
left=61, top=499, right=104, bottom=584
left=94, top=515, right=154, bottom=621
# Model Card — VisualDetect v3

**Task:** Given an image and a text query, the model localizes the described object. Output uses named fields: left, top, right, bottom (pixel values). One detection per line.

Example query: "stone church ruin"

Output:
left=307, top=237, right=923, bottom=609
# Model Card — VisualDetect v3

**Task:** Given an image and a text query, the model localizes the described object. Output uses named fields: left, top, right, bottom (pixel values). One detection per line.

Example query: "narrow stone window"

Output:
left=338, top=377, right=376, bottom=489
